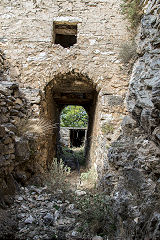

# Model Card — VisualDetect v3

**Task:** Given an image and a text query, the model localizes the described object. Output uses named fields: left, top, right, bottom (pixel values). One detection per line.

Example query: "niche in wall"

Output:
left=53, top=23, right=77, bottom=48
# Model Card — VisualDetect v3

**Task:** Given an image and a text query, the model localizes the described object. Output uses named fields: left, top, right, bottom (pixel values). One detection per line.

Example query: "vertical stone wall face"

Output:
left=0, top=49, right=44, bottom=206
left=1, top=0, right=129, bottom=91
left=0, top=0, right=130, bottom=169
left=60, top=127, right=70, bottom=147
left=0, top=81, right=31, bottom=206
left=103, top=1, right=160, bottom=238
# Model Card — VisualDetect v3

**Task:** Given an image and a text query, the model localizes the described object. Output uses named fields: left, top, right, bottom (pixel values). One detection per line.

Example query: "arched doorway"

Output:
left=42, top=71, right=98, bottom=168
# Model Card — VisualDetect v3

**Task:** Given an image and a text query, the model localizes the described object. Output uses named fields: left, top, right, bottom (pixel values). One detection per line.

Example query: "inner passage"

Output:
left=60, top=105, right=88, bottom=170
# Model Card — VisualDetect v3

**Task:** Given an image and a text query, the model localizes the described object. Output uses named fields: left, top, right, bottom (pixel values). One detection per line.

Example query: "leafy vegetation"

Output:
left=121, top=0, right=144, bottom=30
left=60, top=105, right=88, bottom=128
left=75, top=192, right=116, bottom=238
left=45, top=157, right=116, bottom=239
left=101, top=122, right=114, bottom=134
left=48, top=158, right=71, bottom=192
left=61, top=146, right=86, bottom=166
left=80, top=167, right=98, bottom=186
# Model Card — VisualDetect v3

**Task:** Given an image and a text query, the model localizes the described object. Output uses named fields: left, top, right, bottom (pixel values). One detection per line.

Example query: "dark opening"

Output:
left=43, top=72, right=98, bottom=169
left=70, top=129, right=86, bottom=148
left=55, top=34, right=77, bottom=48
left=58, top=105, right=88, bottom=169
left=54, top=24, right=77, bottom=48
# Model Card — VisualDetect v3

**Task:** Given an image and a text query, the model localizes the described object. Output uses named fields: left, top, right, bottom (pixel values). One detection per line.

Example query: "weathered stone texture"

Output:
left=0, top=79, right=42, bottom=207
left=0, top=0, right=131, bottom=171
left=101, top=1, right=160, bottom=239
left=127, top=0, right=160, bottom=145
left=0, top=50, right=9, bottom=82
left=0, top=0, right=129, bottom=92
left=0, top=0, right=160, bottom=239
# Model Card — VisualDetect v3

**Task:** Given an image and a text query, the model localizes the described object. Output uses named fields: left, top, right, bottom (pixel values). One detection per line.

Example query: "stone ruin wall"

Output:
left=60, top=127, right=72, bottom=147
left=0, top=59, right=29, bottom=206
left=0, top=0, right=160, bottom=237
left=1, top=0, right=129, bottom=91
left=60, top=127, right=87, bottom=148
left=101, top=1, right=160, bottom=238
left=0, top=50, right=46, bottom=206
left=0, top=0, right=130, bottom=171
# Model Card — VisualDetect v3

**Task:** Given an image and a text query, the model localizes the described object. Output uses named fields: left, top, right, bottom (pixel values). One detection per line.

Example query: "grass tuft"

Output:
left=17, top=117, right=55, bottom=137
left=47, top=158, right=71, bottom=192
left=121, top=0, right=144, bottom=31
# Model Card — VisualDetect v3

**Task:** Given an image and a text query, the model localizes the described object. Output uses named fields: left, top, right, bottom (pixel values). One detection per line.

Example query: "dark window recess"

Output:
left=54, top=24, right=77, bottom=48
left=70, top=129, right=85, bottom=148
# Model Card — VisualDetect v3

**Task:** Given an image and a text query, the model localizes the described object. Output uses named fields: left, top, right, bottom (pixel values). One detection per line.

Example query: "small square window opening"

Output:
left=54, top=23, right=77, bottom=48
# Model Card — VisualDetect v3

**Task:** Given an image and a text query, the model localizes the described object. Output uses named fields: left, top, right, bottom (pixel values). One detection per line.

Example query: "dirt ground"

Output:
left=0, top=209, right=18, bottom=240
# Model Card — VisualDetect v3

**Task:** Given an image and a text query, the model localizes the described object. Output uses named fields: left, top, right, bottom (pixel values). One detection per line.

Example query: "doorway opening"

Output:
left=59, top=105, right=88, bottom=169
left=70, top=128, right=86, bottom=148
left=43, top=72, right=98, bottom=170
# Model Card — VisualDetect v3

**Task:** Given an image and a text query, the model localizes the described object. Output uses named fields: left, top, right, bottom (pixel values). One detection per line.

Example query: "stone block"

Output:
left=0, top=126, right=6, bottom=138
left=0, top=143, right=5, bottom=155
left=15, top=137, right=30, bottom=162
left=3, top=137, right=13, bottom=144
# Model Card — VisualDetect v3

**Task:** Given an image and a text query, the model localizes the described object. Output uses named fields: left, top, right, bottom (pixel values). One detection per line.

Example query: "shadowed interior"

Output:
left=43, top=72, right=98, bottom=167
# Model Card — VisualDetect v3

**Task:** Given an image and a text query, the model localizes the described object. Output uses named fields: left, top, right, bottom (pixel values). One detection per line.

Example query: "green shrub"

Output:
left=73, top=147, right=86, bottom=166
left=80, top=167, right=97, bottom=186
left=61, top=146, right=86, bottom=166
left=121, top=0, right=144, bottom=30
left=60, top=105, right=88, bottom=128
left=75, top=192, right=116, bottom=238
left=48, top=158, right=71, bottom=191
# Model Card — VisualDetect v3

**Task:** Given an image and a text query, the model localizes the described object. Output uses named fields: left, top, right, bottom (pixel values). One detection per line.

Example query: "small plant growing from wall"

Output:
left=18, top=117, right=54, bottom=137
left=101, top=122, right=114, bottom=135
left=120, top=0, right=144, bottom=31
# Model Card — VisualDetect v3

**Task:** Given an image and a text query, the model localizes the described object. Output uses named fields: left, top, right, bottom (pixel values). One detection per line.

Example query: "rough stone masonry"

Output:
left=0, top=0, right=130, bottom=172
left=102, top=1, right=160, bottom=238
left=0, top=0, right=160, bottom=239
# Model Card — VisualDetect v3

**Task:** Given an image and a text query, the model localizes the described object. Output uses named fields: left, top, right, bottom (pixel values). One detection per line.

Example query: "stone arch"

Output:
left=40, top=71, right=99, bottom=168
